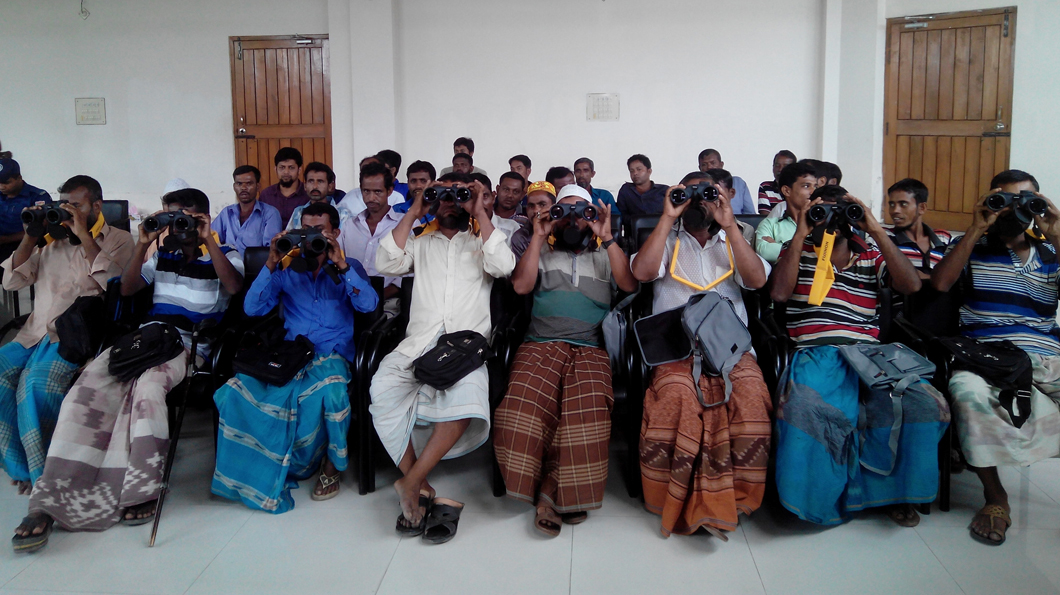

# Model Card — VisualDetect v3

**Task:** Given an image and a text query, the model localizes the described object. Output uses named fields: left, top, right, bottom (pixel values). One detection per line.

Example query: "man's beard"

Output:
left=891, top=221, right=913, bottom=234
left=682, top=205, right=712, bottom=232
left=576, top=179, right=590, bottom=190
left=279, top=177, right=296, bottom=189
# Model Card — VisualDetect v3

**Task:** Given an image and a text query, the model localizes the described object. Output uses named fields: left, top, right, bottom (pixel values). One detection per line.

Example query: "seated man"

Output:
left=15, top=188, right=242, bottom=551
left=931, top=169, right=1060, bottom=546
left=376, top=149, right=409, bottom=197
left=697, top=149, right=755, bottom=214
left=371, top=172, right=516, bottom=543
left=1, top=175, right=134, bottom=494
left=213, top=165, right=283, bottom=254
left=630, top=171, right=772, bottom=539
left=287, top=162, right=354, bottom=230
left=392, top=160, right=436, bottom=216
left=754, top=161, right=818, bottom=264
left=0, top=158, right=53, bottom=267
left=343, top=155, right=406, bottom=215
left=510, top=181, right=556, bottom=260
left=757, top=150, right=797, bottom=215
left=770, top=185, right=946, bottom=528
left=471, top=173, right=521, bottom=245
left=617, top=154, right=667, bottom=216
left=440, top=137, right=487, bottom=176
left=574, top=157, right=620, bottom=217
left=494, top=185, right=636, bottom=537
left=213, top=202, right=378, bottom=513
left=494, top=171, right=528, bottom=223
left=509, top=154, right=532, bottom=182
left=701, top=168, right=756, bottom=244
left=340, top=161, right=404, bottom=312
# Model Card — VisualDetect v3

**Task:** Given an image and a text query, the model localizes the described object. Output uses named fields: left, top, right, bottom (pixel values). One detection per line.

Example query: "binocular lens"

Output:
left=1027, top=197, right=1049, bottom=217
left=276, top=237, right=296, bottom=253
left=423, top=187, right=439, bottom=202
left=845, top=204, right=865, bottom=222
left=306, top=236, right=328, bottom=254
left=454, top=187, right=472, bottom=202
left=549, top=205, right=564, bottom=219
left=985, top=194, right=1009, bottom=211
left=172, top=216, right=193, bottom=232
left=583, top=206, right=597, bottom=221
left=808, top=204, right=829, bottom=223
left=670, top=189, right=688, bottom=205
left=45, top=208, right=67, bottom=224
left=20, top=210, right=39, bottom=225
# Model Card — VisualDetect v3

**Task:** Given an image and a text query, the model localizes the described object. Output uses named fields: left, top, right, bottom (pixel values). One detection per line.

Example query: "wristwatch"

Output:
left=601, top=238, right=617, bottom=250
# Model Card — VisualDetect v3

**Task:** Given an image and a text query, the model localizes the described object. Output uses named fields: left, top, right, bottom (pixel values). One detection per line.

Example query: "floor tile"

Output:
left=919, top=465, right=1060, bottom=530
left=376, top=512, right=573, bottom=595
left=570, top=515, right=766, bottom=595
left=0, top=494, right=69, bottom=588
left=743, top=506, right=963, bottom=595
left=918, top=525, right=1060, bottom=595
left=185, top=509, right=401, bottom=595
left=1019, top=458, right=1060, bottom=506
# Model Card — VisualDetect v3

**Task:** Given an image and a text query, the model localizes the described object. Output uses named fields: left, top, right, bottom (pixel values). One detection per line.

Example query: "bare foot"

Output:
left=123, top=500, right=157, bottom=522
left=394, top=476, right=422, bottom=525
left=13, top=513, right=51, bottom=538
left=11, top=480, right=31, bottom=495
left=420, top=479, right=435, bottom=501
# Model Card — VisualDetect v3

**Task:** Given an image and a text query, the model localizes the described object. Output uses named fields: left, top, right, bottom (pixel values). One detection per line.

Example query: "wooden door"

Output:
left=883, top=8, right=1016, bottom=231
left=229, top=35, right=332, bottom=188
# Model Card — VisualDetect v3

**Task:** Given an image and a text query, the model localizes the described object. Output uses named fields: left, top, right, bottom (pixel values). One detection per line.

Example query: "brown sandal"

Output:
left=970, top=504, right=1011, bottom=546
left=561, top=511, right=588, bottom=525
left=886, top=504, right=921, bottom=528
left=535, top=506, right=561, bottom=537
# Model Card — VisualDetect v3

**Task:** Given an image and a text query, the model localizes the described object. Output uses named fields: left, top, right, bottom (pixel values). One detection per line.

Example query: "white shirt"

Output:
left=376, top=223, right=517, bottom=358
left=630, top=226, right=770, bottom=324
left=341, top=189, right=405, bottom=218
left=339, top=207, right=404, bottom=288
left=491, top=214, right=521, bottom=247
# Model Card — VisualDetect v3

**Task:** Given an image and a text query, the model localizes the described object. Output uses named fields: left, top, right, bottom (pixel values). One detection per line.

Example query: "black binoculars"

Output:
left=143, top=211, right=196, bottom=234
left=277, top=229, right=328, bottom=256
left=423, top=186, right=472, bottom=204
left=807, top=201, right=865, bottom=225
left=549, top=202, right=598, bottom=222
left=21, top=204, right=73, bottom=226
left=670, top=183, right=719, bottom=206
left=985, top=190, right=1047, bottom=218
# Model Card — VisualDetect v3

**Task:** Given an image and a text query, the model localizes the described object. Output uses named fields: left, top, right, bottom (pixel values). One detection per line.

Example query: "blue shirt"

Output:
left=245, top=258, right=379, bottom=362
left=0, top=182, right=51, bottom=236
left=394, top=182, right=409, bottom=198
left=589, top=187, right=620, bottom=217
left=730, top=176, right=757, bottom=215
left=213, top=201, right=283, bottom=254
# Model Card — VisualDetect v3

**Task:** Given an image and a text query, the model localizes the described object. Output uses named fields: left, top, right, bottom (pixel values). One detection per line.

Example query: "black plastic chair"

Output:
left=101, top=200, right=130, bottom=232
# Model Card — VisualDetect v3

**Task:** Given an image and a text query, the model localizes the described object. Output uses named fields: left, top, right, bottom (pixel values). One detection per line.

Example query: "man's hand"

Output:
left=60, top=203, right=92, bottom=241
left=662, top=185, right=690, bottom=221
left=970, top=189, right=1004, bottom=236
left=467, top=180, right=491, bottom=221
left=190, top=211, right=212, bottom=243
left=139, top=210, right=166, bottom=245
left=588, top=203, right=613, bottom=241
left=407, top=186, right=430, bottom=220
left=1032, top=193, right=1060, bottom=245
left=708, top=184, right=737, bottom=233
left=265, top=231, right=286, bottom=271
left=846, top=194, right=884, bottom=236
left=324, top=229, right=348, bottom=271
left=531, top=210, right=555, bottom=238
left=794, top=197, right=823, bottom=237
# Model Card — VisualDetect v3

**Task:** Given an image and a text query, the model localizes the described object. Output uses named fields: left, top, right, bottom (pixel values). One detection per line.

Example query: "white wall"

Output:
left=0, top=0, right=329, bottom=215
left=392, top=0, right=824, bottom=196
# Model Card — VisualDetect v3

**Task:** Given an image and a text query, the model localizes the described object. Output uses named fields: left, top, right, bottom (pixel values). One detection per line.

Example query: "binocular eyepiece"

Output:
left=807, top=201, right=865, bottom=225
left=21, top=204, right=74, bottom=226
left=277, top=229, right=328, bottom=256
left=670, top=183, right=719, bottom=206
left=143, top=211, right=196, bottom=234
left=549, top=202, right=598, bottom=222
left=985, top=190, right=1048, bottom=218
left=423, top=186, right=472, bottom=204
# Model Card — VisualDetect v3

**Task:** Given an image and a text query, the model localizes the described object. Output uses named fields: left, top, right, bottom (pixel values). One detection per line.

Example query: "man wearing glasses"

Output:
left=629, top=170, right=772, bottom=540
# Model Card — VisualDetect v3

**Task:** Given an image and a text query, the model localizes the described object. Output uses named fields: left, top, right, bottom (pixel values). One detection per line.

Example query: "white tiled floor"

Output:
left=3, top=410, right=1060, bottom=595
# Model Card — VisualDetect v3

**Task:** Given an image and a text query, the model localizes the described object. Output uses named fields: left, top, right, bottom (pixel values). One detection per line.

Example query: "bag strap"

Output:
left=612, top=288, right=639, bottom=313
left=858, top=373, right=918, bottom=476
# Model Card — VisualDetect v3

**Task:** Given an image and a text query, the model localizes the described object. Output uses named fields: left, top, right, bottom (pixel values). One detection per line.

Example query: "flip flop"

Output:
left=311, top=466, right=341, bottom=501
left=886, top=504, right=921, bottom=528
left=535, top=506, right=561, bottom=537
left=12, top=514, right=53, bottom=554
left=422, top=498, right=464, bottom=545
left=970, top=504, right=1011, bottom=546
left=121, top=500, right=157, bottom=526
left=561, top=511, right=588, bottom=525
left=396, top=490, right=434, bottom=536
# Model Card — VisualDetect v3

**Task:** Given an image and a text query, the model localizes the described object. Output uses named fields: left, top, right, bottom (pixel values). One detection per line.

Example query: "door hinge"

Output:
left=1003, top=12, right=1010, bottom=37
left=236, top=39, right=243, bottom=61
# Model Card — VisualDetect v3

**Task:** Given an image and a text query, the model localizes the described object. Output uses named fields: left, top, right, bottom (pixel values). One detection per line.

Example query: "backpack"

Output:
left=634, top=292, right=752, bottom=408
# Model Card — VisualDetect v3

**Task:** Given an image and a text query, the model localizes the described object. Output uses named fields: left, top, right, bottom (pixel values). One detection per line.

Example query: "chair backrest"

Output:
left=242, top=247, right=270, bottom=288
left=735, top=214, right=766, bottom=231
left=101, top=200, right=130, bottom=231
left=631, top=215, right=662, bottom=252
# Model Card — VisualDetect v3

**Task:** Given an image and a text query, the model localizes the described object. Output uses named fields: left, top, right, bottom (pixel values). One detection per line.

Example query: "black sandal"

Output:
left=422, top=498, right=464, bottom=545
left=396, top=490, right=433, bottom=536
left=121, top=500, right=157, bottom=526
left=12, top=514, right=53, bottom=554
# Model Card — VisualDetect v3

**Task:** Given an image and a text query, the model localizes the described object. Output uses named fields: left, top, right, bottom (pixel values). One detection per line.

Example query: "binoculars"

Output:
left=985, top=190, right=1048, bottom=218
left=277, top=229, right=328, bottom=256
left=423, top=186, right=472, bottom=204
left=670, top=183, right=719, bottom=206
left=20, top=203, right=74, bottom=226
left=807, top=201, right=865, bottom=225
left=550, top=202, right=598, bottom=222
left=143, top=211, right=196, bottom=234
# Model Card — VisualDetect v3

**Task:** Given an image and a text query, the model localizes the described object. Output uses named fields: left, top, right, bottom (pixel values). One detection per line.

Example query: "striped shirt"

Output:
left=782, top=236, right=887, bottom=345
left=757, top=180, right=782, bottom=215
left=956, top=238, right=1060, bottom=356
left=524, top=243, right=615, bottom=347
left=886, top=224, right=952, bottom=272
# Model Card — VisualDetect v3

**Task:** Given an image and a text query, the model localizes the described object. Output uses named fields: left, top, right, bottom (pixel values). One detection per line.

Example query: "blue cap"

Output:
left=0, top=159, right=19, bottom=183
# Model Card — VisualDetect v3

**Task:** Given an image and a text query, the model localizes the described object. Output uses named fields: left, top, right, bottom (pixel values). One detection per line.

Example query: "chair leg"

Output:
left=940, top=424, right=952, bottom=512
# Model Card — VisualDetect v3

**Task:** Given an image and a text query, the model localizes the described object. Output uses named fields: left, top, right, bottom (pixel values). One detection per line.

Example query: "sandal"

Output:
left=535, top=506, right=561, bottom=537
left=396, top=490, right=434, bottom=536
left=311, top=467, right=340, bottom=502
left=561, top=511, right=588, bottom=525
left=422, top=498, right=464, bottom=545
left=886, top=504, right=921, bottom=528
left=121, top=500, right=157, bottom=526
left=970, top=504, right=1011, bottom=546
left=12, top=514, right=54, bottom=553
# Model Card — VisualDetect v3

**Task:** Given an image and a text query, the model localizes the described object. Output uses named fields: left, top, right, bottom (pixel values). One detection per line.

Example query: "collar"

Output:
left=677, top=226, right=725, bottom=251
left=890, top=222, right=945, bottom=251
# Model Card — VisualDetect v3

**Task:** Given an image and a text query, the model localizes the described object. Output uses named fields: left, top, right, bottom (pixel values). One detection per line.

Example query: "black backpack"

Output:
left=231, top=318, right=315, bottom=386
